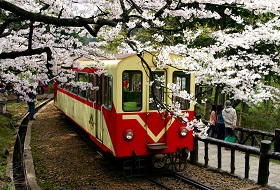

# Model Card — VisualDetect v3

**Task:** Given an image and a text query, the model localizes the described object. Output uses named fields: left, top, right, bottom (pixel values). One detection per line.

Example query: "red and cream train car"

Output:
left=54, top=52, right=195, bottom=174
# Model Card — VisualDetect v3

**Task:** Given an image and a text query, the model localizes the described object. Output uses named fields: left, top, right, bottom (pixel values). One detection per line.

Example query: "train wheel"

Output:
left=173, top=157, right=187, bottom=171
left=152, top=154, right=168, bottom=169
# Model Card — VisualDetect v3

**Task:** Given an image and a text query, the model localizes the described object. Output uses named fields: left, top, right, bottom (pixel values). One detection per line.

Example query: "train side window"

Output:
left=89, top=74, right=95, bottom=102
left=96, top=75, right=102, bottom=104
left=78, top=72, right=88, bottom=99
left=173, top=71, right=190, bottom=110
left=70, top=73, right=78, bottom=94
left=122, top=71, right=142, bottom=111
left=104, top=75, right=113, bottom=110
left=57, top=82, right=63, bottom=89
left=65, top=77, right=71, bottom=92
left=149, top=71, right=165, bottom=110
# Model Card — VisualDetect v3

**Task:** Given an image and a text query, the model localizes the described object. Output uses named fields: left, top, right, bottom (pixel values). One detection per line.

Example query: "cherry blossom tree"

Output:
left=1, top=0, right=280, bottom=136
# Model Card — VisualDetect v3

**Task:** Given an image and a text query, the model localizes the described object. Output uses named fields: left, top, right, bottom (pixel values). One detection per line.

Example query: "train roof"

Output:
left=78, top=53, right=136, bottom=61
left=75, top=53, right=137, bottom=68
left=64, top=52, right=181, bottom=69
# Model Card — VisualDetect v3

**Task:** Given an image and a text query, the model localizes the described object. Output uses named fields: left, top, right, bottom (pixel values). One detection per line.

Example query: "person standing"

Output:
left=216, top=104, right=225, bottom=140
left=209, top=104, right=217, bottom=138
left=0, top=82, right=8, bottom=113
left=27, top=86, right=37, bottom=120
left=222, top=100, right=237, bottom=138
left=37, top=80, right=45, bottom=94
left=0, top=82, right=8, bottom=101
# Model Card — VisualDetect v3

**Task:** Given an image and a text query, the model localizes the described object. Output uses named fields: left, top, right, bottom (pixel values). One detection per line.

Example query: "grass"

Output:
left=0, top=100, right=44, bottom=180
left=0, top=101, right=22, bottom=176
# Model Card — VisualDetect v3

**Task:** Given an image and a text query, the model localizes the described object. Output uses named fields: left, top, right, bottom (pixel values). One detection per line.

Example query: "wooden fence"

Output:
left=190, top=128, right=280, bottom=186
left=235, top=127, right=275, bottom=148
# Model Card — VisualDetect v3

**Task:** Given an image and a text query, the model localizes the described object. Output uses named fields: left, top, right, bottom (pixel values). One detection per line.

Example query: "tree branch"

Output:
left=0, top=47, right=54, bottom=78
left=0, top=47, right=49, bottom=59
left=0, top=17, right=24, bottom=35
left=0, top=0, right=118, bottom=31
left=28, top=21, right=34, bottom=50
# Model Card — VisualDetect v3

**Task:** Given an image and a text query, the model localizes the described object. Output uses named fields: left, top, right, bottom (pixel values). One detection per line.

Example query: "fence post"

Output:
left=190, top=136, right=198, bottom=164
left=245, top=152, right=250, bottom=179
left=204, top=142, right=209, bottom=167
left=275, top=129, right=280, bottom=152
left=257, top=140, right=271, bottom=186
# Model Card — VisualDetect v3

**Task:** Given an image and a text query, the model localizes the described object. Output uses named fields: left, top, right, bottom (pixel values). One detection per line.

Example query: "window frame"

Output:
left=77, top=72, right=89, bottom=99
left=172, top=71, right=190, bottom=110
left=104, top=75, right=113, bottom=111
left=122, top=70, right=142, bottom=112
left=149, top=71, right=166, bottom=110
left=69, top=72, right=78, bottom=95
left=89, top=74, right=95, bottom=102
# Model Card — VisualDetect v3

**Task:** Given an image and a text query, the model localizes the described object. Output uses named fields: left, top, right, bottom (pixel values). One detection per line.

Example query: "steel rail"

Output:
left=171, top=172, right=217, bottom=190
left=145, top=176, right=173, bottom=190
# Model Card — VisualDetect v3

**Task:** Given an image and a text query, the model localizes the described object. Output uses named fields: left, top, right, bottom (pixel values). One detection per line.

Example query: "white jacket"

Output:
left=222, top=106, right=237, bottom=128
left=0, top=89, right=8, bottom=101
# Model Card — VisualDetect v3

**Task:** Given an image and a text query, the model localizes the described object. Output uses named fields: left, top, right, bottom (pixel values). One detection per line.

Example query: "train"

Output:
left=54, top=52, right=195, bottom=175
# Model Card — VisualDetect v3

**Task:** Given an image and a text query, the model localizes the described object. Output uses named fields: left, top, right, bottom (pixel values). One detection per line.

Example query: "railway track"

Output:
left=145, top=171, right=216, bottom=190
left=69, top=121, right=218, bottom=190
left=171, top=172, right=216, bottom=190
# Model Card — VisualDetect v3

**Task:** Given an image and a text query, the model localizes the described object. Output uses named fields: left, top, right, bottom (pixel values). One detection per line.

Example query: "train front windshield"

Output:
left=149, top=71, right=165, bottom=110
left=173, top=71, right=190, bottom=110
left=122, top=71, right=142, bottom=111
left=121, top=70, right=190, bottom=112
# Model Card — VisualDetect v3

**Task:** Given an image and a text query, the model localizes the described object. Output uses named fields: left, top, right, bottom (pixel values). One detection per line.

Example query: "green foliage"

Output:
left=0, top=100, right=31, bottom=180
left=0, top=99, right=50, bottom=188
left=7, top=182, right=13, bottom=190
left=241, top=105, right=280, bottom=132
left=0, top=116, right=15, bottom=176
left=0, top=115, right=15, bottom=148
left=194, top=103, right=206, bottom=119
left=190, top=29, right=216, bottom=48
left=95, top=26, right=127, bottom=54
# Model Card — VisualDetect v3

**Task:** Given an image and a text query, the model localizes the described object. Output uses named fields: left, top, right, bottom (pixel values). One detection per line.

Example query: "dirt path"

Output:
left=30, top=101, right=151, bottom=190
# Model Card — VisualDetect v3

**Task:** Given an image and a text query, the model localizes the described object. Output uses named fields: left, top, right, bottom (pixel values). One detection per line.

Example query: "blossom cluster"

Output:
left=1, top=0, right=280, bottom=137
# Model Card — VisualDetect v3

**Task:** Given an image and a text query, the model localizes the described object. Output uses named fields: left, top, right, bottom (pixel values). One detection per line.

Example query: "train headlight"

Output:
left=123, top=129, right=134, bottom=141
left=178, top=126, right=188, bottom=137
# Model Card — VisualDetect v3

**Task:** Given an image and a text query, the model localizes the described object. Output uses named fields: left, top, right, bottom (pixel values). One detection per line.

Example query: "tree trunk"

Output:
left=213, top=86, right=219, bottom=105
left=204, top=87, right=213, bottom=120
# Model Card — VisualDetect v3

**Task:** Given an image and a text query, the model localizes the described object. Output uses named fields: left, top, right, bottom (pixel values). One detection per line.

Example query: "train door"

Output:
left=146, top=71, right=167, bottom=145
left=94, top=74, right=113, bottom=143
left=95, top=74, right=103, bottom=142
left=89, top=74, right=97, bottom=138
left=71, top=73, right=78, bottom=119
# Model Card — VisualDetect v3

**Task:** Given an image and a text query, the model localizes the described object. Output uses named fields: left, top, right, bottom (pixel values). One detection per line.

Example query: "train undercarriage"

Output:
left=123, top=148, right=190, bottom=176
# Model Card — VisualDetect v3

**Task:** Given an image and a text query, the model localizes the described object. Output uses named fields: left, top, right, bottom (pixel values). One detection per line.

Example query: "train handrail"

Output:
left=101, top=104, right=105, bottom=143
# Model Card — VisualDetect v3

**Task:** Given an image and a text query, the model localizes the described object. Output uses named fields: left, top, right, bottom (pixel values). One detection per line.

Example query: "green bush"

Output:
left=241, top=106, right=280, bottom=133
